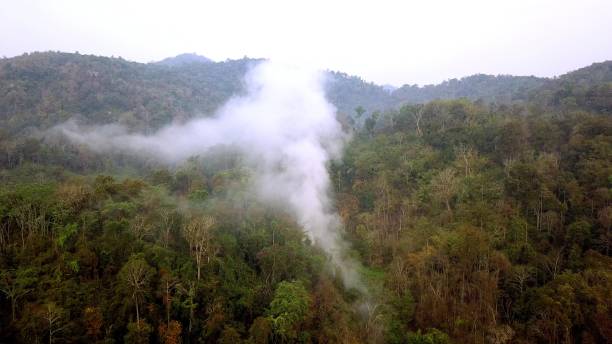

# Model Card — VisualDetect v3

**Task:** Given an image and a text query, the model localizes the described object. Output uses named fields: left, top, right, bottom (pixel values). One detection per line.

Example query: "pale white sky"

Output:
left=1, top=0, right=611, bottom=85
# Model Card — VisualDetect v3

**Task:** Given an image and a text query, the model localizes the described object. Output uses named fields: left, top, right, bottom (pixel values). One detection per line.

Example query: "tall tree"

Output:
left=183, top=215, right=216, bottom=280
left=119, top=255, right=153, bottom=327
left=0, top=268, right=36, bottom=320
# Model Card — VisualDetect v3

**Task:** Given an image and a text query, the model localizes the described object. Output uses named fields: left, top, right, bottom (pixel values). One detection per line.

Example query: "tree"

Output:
left=177, top=280, right=198, bottom=335
left=83, top=306, right=103, bottom=340
left=411, top=105, right=424, bottom=136
left=454, top=144, right=477, bottom=177
left=43, top=302, right=67, bottom=344
left=268, top=280, right=311, bottom=341
left=355, top=105, right=366, bottom=119
left=249, top=317, right=273, bottom=344
left=159, top=269, right=179, bottom=328
left=183, top=215, right=217, bottom=280
left=130, top=214, right=151, bottom=241
left=12, top=202, right=50, bottom=248
left=431, top=168, right=458, bottom=214
left=124, top=320, right=152, bottom=344
left=0, top=267, right=36, bottom=320
left=364, top=111, right=380, bottom=137
left=407, top=328, right=450, bottom=344
left=597, top=206, right=612, bottom=254
left=219, top=325, right=242, bottom=344
left=158, top=320, right=182, bottom=344
left=119, top=255, right=153, bottom=327
left=159, top=208, right=175, bottom=248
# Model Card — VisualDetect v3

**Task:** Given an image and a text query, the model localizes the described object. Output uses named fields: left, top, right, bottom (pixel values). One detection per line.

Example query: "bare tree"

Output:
left=183, top=215, right=217, bottom=281
left=119, top=256, right=152, bottom=328
left=503, top=158, right=516, bottom=178
left=13, top=203, right=49, bottom=248
left=542, top=249, right=563, bottom=280
left=159, top=208, right=175, bottom=248
left=412, top=105, right=424, bottom=136
left=509, top=265, right=533, bottom=294
left=454, top=144, right=477, bottom=177
left=43, top=302, right=67, bottom=344
left=131, top=215, right=151, bottom=241
left=363, top=302, right=385, bottom=343
left=160, top=269, right=179, bottom=328
left=431, top=168, right=458, bottom=214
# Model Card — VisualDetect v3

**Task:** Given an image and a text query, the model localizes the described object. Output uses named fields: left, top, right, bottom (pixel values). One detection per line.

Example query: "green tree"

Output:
left=355, top=105, right=366, bottom=119
left=124, top=320, right=152, bottom=344
left=268, top=281, right=311, bottom=341
left=0, top=267, right=37, bottom=320
left=407, top=328, right=450, bottom=344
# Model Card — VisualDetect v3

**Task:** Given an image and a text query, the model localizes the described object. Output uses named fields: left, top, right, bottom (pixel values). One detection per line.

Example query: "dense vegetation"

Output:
left=391, top=74, right=547, bottom=105
left=0, top=52, right=257, bottom=134
left=4, top=52, right=608, bottom=135
left=0, top=52, right=611, bottom=343
left=336, top=100, right=611, bottom=343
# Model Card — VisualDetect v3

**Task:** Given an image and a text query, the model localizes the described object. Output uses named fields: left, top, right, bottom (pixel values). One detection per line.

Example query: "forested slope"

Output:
left=0, top=52, right=257, bottom=134
left=0, top=52, right=610, bottom=343
left=391, top=74, right=548, bottom=105
left=3, top=52, right=608, bottom=135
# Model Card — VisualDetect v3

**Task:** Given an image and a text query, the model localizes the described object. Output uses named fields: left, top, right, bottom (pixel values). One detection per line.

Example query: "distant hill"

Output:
left=528, top=61, right=612, bottom=113
left=559, top=60, right=612, bottom=85
left=0, top=52, right=609, bottom=137
left=391, top=74, right=548, bottom=105
left=0, top=52, right=394, bottom=134
left=0, top=52, right=258, bottom=134
left=390, top=61, right=612, bottom=113
left=155, top=53, right=213, bottom=66
left=325, top=71, right=393, bottom=116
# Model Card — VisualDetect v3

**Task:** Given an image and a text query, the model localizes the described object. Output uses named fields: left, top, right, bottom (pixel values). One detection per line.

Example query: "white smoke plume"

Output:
left=59, top=61, right=366, bottom=293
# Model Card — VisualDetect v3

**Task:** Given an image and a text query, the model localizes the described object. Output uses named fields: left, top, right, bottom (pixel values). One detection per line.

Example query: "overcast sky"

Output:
left=1, top=0, right=611, bottom=86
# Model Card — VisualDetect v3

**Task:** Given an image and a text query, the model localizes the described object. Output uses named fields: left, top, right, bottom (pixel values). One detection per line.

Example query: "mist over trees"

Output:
left=0, top=52, right=611, bottom=343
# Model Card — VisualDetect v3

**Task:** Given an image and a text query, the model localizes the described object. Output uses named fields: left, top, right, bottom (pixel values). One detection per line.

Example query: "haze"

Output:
left=57, top=61, right=368, bottom=294
left=1, top=0, right=611, bottom=85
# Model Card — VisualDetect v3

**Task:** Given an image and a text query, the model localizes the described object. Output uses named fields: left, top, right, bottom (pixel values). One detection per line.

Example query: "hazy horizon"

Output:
left=1, top=0, right=611, bottom=86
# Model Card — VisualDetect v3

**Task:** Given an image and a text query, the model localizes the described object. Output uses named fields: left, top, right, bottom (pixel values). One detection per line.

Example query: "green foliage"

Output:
left=56, top=223, right=78, bottom=248
left=124, top=321, right=152, bottom=344
left=0, top=53, right=610, bottom=343
left=268, top=280, right=311, bottom=341
left=0, top=267, right=38, bottom=320
left=407, top=328, right=450, bottom=344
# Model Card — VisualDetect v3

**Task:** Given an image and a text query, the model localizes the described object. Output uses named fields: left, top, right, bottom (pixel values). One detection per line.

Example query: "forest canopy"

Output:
left=0, top=52, right=611, bottom=343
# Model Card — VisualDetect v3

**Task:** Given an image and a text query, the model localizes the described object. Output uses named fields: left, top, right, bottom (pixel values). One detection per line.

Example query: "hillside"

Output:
left=1, top=52, right=610, bottom=139
left=0, top=52, right=393, bottom=134
left=392, top=74, right=548, bottom=104
left=0, top=52, right=610, bottom=343
left=0, top=52, right=256, bottom=134
left=529, top=61, right=612, bottom=113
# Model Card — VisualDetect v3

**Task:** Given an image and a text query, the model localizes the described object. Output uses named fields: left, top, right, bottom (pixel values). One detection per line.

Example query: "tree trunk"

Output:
left=135, top=295, right=140, bottom=329
left=166, top=281, right=170, bottom=327
left=196, top=255, right=201, bottom=281
left=11, top=298, right=16, bottom=321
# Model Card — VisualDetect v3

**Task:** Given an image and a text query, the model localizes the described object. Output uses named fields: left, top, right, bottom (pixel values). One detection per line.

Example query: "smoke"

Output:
left=58, top=60, right=366, bottom=293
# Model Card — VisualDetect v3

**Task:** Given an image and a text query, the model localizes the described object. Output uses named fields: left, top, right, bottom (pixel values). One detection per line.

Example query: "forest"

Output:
left=0, top=52, right=611, bottom=343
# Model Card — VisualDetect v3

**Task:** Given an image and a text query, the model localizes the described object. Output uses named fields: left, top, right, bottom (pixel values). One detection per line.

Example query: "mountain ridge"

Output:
left=0, top=51, right=609, bottom=136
